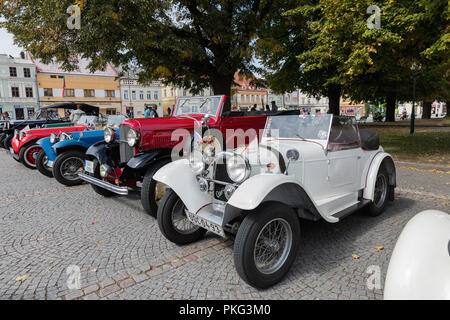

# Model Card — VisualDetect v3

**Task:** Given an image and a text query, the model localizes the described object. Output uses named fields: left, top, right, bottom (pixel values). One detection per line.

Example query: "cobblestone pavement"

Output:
left=0, top=150, right=448, bottom=300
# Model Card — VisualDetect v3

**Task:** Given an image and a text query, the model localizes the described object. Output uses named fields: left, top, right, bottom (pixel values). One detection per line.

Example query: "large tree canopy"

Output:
left=0, top=0, right=279, bottom=98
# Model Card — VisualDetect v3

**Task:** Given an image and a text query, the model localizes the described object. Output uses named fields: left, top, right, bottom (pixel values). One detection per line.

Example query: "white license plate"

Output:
left=84, top=160, right=94, bottom=174
left=9, top=147, right=14, bottom=154
left=187, top=212, right=225, bottom=237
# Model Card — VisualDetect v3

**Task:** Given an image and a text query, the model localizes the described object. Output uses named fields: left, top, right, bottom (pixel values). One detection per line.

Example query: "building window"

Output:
left=140, top=90, right=144, bottom=100
left=154, top=92, right=158, bottom=100
left=11, top=87, right=20, bottom=97
left=105, top=90, right=115, bottom=98
left=44, top=88, right=53, bottom=97
left=25, top=87, right=33, bottom=98
left=182, top=89, right=187, bottom=96
left=9, top=67, right=17, bottom=77
left=163, top=89, right=167, bottom=97
left=147, top=91, right=152, bottom=100
left=50, top=75, right=57, bottom=79
left=132, top=90, right=136, bottom=100
left=58, top=76, right=64, bottom=79
left=64, top=89, right=75, bottom=97
left=124, top=90, right=129, bottom=100
left=170, top=88, right=174, bottom=97
left=23, top=68, right=31, bottom=78
left=84, top=89, right=95, bottom=97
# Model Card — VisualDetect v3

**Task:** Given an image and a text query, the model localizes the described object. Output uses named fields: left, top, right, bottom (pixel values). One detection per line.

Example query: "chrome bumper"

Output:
left=77, top=172, right=129, bottom=195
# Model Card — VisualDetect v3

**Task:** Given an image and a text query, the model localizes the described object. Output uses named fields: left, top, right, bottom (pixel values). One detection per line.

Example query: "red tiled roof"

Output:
left=233, top=72, right=267, bottom=92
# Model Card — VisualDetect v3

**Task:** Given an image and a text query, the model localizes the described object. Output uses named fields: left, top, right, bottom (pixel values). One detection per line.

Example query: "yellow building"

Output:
left=161, top=85, right=212, bottom=116
left=33, top=57, right=121, bottom=116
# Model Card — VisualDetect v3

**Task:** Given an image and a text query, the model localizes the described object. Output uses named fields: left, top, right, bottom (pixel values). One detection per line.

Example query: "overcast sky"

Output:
left=0, top=28, right=23, bottom=57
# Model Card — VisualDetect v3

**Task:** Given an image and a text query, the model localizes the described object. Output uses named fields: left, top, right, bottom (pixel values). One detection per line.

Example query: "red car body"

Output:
left=11, top=125, right=87, bottom=168
left=80, top=95, right=293, bottom=216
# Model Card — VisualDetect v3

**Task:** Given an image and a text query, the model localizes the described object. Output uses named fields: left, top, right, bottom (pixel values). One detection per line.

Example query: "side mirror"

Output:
left=286, top=149, right=300, bottom=162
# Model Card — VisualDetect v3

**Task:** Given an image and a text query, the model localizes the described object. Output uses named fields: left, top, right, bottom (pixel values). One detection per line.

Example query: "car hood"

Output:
left=126, top=115, right=218, bottom=132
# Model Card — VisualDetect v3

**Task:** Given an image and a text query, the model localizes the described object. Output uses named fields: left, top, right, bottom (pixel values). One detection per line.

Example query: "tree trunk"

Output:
left=422, top=100, right=432, bottom=119
left=211, top=75, right=233, bottom=113
left=327, top=84, right=341, bottom=116
left=385, top=93, right=396, bottom=122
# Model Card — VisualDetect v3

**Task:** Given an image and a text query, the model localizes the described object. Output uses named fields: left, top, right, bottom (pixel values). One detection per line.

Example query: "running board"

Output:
left=331, top=199, right=371, bottom=220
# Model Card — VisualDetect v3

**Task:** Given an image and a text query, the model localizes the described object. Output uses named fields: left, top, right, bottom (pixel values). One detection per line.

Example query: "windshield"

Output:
left=77, top=115, right=98, bottom=126
left=174, top=96, right=222, bottom=117
left=106, top=115, right=126, bottom=127
left=32, top=109, right=59, bottom=121
left=263, top=114, right=332, bottom=144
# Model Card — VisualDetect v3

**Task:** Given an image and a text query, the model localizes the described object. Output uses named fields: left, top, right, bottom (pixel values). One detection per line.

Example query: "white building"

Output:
left=0, top=53, right=39, bottom=120
left=283, top=90, right=329, bottom=113
left=120, top=77, right=163, bottom=118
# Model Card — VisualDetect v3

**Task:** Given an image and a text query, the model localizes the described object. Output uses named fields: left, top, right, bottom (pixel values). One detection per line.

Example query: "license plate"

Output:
left=9, top=147, right=14, bottom=154
left=84, top=160, right=94, bottom=174
left=186, top=212, right=225, bottom=237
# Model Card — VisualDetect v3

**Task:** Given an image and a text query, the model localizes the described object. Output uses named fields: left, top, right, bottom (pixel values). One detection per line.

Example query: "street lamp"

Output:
left=410, top=62, right=422, bottom=134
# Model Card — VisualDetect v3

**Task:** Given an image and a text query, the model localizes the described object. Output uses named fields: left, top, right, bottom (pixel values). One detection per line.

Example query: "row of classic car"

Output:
left=1, top=95, right=397, bottom=289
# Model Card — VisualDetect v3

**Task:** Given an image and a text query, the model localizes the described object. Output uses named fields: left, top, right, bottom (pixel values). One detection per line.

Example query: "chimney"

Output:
left=20, top=52, right=25, bottom=59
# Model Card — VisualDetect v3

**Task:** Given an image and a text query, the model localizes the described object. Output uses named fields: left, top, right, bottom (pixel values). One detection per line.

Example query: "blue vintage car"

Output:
left=36, top=115, right=125, bottom=186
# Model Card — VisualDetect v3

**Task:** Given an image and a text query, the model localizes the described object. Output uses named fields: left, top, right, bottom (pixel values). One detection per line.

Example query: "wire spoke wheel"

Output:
left=374, top=174, right=388, bottom=208
left=253, top=218, right=293, bottom=275
left=25, top=146, right=41, bottom=166
left=170, top=199, right=199, bottom=234
left=60, top=157, right=84, bottom=181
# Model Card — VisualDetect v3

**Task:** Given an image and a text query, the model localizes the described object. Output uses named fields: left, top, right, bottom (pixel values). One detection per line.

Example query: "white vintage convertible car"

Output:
left=154, top=114, right=396, bottom=288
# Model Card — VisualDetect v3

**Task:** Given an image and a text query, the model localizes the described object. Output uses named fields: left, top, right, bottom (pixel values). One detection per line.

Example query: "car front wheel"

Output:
left=19, top=143, right=42, bottom=169
left=141, top=159, right=171, bottom=217
left=36, top=149, right=54, bottom=178
left=234, top=203, right=300, bottom=289
left=53, top=150, right=86, bottom=186
left=157, top=189, right=206, bottom=245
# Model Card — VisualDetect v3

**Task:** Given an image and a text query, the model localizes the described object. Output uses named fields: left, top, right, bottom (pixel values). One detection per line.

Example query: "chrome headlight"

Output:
left=226, top=155, right=250, bottom=183
left=50, top=133, right=58, bottom=144
left=126, top=128, right=139, bottom=147
left=189, top=150, right=204, bottom=175
left=60, top=132, right=73, bottom=141
left=99, top=164, right=110, bottom=178
left=104, top=127, right=117, bottom=144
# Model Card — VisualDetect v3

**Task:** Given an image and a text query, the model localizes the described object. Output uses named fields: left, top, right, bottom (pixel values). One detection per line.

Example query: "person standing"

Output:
left=152, top=105, right=159, bottom=118
left=144, top=106, right=152, bottom=118
left=70, top=104, right=86, bottom=122
left=167, top=107, right=172, bottom=116
left=271, top=101, right=278, bottom=112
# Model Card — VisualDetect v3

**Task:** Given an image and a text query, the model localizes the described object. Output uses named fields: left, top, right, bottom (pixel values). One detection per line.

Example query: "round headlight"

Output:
left=104, top=127, right=116, bottom=143
left=99, top=164, right=109, bottom=178
left=126, top=128, right=139, bottom=147
left=226, top=155, right=250, bottom=183
left=189, top=150, right=204, bottom=175
left=50, top=133, right=58, bottom=144
left=198, top=177, right=208, bottom=193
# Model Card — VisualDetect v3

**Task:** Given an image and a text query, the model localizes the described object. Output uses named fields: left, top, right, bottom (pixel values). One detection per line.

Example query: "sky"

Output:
left=0, top=28, right=23, bottom=57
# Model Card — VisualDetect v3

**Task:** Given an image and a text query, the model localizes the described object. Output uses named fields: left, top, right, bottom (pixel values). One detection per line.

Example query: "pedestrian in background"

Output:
left=152, top=105, right=159, bottom=118
left=271, top=101, right=278, bottom=112
left=144, top=106, right=151, bottom=118
left=265, top=105, right=270, bottom=112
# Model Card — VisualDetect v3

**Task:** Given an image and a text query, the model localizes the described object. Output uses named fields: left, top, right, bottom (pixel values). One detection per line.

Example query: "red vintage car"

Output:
left=79, top=95, right=297, bottom=216
left=10, top=116, right=96, bottom=169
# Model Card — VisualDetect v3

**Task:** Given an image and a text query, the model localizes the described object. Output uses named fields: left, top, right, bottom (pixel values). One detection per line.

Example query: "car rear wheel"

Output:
left=367, top=166, right=390, bottom=217
left=19, top=143, right=41, bottom=169
left=157, top=189, right=206, bottom=245
left=36, top=149, right=54, bottom=178
left=141, top=159, right=171, bottom=217
left=53, top=150, right=86, bottom=186
left=234, top=203, right=300, bottom=289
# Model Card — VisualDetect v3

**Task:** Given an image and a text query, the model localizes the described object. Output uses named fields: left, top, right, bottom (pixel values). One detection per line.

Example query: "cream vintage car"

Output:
left=154, top=114, right=396, bottom=288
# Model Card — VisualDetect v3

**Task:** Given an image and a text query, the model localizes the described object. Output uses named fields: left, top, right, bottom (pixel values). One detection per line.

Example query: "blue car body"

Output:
left=37, top=129, right=119, bottom=168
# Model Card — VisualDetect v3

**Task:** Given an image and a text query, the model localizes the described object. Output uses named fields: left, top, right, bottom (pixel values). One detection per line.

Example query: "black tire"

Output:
left=141, top=159, right=171, bottom=217
left=157, top=189, right=206, bottom=245
left=0, top=133, right=6, bottom=147
left=234, top=203, right=300, bottom=289
left=53, top=150, right=86, bottom=186
left=366, top=166, right=390, bottom=217
left=89, top=160, right=116, bottom=197
left=36, top=149, right=54, bottom=178
left=19, top=142, right=41, bottom=169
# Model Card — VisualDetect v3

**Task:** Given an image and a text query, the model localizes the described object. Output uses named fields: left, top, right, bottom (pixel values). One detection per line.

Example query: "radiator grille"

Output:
left=119, top=125, right=135, bottom=164
left=213, top=154, right=233, bottom=202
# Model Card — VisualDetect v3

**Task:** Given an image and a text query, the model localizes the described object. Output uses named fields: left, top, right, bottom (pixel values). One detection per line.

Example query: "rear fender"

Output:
left=153, top=159, right=210, bottom=214
left=363, top=153, right=396, bottom=201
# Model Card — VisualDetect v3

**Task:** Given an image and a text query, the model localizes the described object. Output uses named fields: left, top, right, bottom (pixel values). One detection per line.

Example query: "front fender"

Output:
left=86, top=141, right=119, bottom=166
left=126, top=149, right=171, bottom=170
left=363, top=152, right=396, bottom=201
left=153, top=159, right=210, bottom=214
left=53, top=139, right=92, bottom=153
left=37, top=137, right=58, bottom=162
left=227, top=174, right=334, bottom=222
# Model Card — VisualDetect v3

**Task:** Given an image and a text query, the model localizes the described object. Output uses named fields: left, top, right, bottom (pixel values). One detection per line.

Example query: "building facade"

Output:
left=282, top=90, right=329, bottom=114
left=33, top=57, right=121, bottom=116
left=120, top=77, right=163, bottom=118
left=161, top=85, right=212, bottom=116
left=232, top=73, right=268, bottom=111
left=0, top=54, right=39, bottom=120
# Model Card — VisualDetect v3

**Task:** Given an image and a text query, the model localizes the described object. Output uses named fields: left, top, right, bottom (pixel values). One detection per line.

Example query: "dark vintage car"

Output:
left=0, top=103, right=99, bottom=150
left=79, top=95, right=296, bottom=217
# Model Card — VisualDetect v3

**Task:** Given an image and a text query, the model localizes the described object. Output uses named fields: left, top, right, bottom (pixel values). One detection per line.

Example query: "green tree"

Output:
left=0, top=0, right=279, bottom=100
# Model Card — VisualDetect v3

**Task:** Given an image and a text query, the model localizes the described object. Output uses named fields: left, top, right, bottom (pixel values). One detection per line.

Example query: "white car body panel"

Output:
left=384, top=210, right=450, bottom=300
left=153, top=159, right=210, bottom=214
left=363, top=151, right=395, bottom=201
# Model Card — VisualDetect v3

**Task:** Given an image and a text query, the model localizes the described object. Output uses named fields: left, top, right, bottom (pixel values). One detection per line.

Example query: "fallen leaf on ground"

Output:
left=96, top=241, right=104, bottom=245
left=16, top=275, right=29, bottom=282
left=91, top=268, right=97, bottom=272
left=37, top=238, right=44, bottom=241
left=352, top=254, right=360, bottom=260
left=374, top=246, right=384, bottom=251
